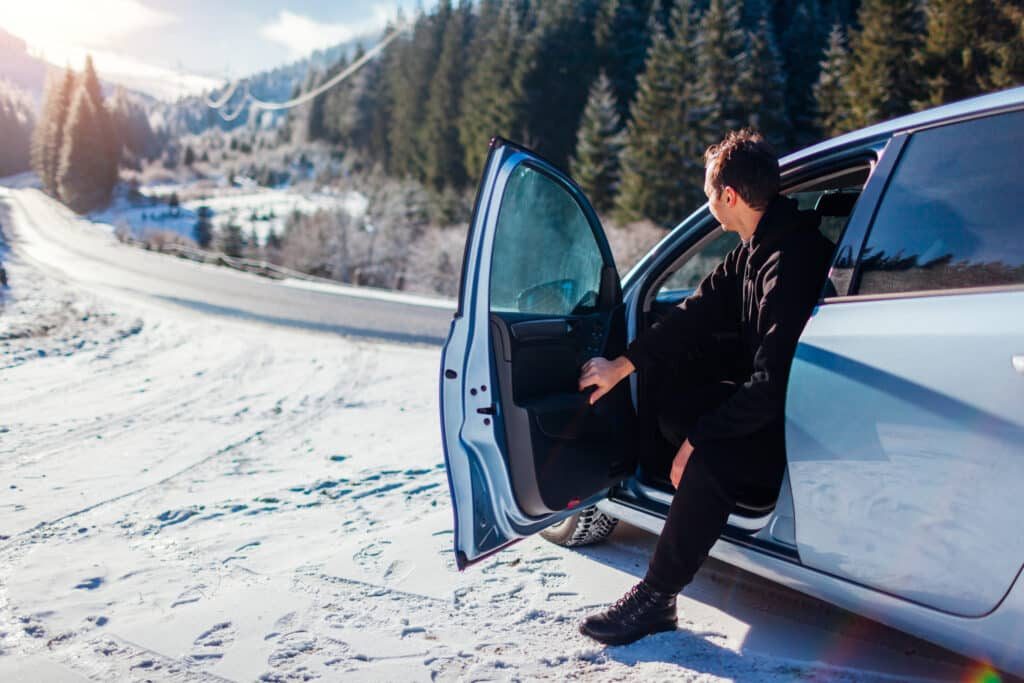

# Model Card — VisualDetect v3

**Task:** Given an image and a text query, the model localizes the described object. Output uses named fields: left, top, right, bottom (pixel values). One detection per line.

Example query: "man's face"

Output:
left=704, top=164, right=735, bottom=232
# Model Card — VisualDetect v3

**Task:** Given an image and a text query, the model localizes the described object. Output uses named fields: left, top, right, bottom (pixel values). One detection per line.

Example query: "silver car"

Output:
left=440, top=87, right=1024, bottom=675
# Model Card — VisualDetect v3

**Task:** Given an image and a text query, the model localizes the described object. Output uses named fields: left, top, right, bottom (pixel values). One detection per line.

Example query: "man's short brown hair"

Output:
left=704, top=129, right=779, bottom=211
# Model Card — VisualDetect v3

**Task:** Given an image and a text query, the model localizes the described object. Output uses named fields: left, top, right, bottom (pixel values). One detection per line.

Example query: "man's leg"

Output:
left=641, top=380, right=739, bottom=482
left=643, top=451, right=736, bottom=595
left=579, top=384, right=742, bottom=646
left=580, top=389, right=785, bottom=645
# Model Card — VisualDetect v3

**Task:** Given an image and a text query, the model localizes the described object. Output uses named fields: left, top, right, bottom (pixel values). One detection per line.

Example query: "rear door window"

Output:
left=856, top=110, right=1024, bottom=295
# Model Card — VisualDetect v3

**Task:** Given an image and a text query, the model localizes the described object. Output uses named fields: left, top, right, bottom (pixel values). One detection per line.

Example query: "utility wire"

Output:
left=206, top=21, right=408, bottom=122
left=204, top=79, right=240, bottom=109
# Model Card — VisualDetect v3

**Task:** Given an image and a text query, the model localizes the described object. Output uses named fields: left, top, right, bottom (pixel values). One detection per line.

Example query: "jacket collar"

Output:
left=747, top=194, right=818, bottom=256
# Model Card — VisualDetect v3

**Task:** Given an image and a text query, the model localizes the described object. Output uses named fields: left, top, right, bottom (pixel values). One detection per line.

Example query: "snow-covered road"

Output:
left=0, top=188, right=980, bottom=681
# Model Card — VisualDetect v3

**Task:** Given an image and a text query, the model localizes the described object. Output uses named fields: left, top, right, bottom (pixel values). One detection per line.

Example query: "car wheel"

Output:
left=539, top=506, right=618, bottom=547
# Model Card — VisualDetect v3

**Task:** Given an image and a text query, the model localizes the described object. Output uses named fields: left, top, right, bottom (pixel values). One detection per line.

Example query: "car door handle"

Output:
left=510, top=319, right=573, bottom=341
left=1013, top=355, right=1024, bottom=374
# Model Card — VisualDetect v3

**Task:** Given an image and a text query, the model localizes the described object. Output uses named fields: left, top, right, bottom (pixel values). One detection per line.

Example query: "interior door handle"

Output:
left=510, top=319, right=573, bottom=341
left=1013, top=355, right=1024, bottom=374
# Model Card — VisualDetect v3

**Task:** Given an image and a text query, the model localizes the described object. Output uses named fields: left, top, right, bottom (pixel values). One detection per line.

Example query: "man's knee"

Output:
left=676, top=451, right=735, bottom=507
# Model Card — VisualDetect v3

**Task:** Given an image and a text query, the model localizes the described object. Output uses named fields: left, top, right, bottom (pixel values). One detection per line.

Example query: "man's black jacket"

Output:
left=623, top=194, right=834, bottom=448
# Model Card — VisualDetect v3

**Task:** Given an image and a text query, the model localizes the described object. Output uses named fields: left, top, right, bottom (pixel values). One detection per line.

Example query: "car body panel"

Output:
left=786, top=292, right=1024, bottom=616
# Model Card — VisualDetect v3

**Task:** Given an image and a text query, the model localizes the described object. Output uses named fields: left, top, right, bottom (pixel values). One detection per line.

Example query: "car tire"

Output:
left=539, top=506, right=618, bottom=547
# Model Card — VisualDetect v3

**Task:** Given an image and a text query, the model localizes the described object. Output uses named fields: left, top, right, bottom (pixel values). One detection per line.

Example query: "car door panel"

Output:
left=489, top=308, right=635, bottom=517
left=787, top=113, right=1024, bottom=616
left=441, top=140, right=637, bottom=568
left=788, top=294, right=1024, bottom=616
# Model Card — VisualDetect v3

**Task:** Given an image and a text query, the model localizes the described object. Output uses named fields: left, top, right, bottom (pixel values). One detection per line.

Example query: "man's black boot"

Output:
left=579, top=580, right=678, bottom=645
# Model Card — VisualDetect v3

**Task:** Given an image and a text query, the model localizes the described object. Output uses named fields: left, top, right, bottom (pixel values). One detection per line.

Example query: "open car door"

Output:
left=440, top=138, right=637, bottom=569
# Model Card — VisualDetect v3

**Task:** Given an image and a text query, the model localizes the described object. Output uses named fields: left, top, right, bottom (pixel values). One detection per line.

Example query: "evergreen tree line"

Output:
left=31, top=57, right=162, bottom=214
left=0, top=82, right=34, bottom=177
left=291, top=0, right=1021, bottom=228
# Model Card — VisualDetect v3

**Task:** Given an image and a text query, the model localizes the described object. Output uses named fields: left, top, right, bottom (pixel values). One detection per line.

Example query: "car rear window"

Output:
left=856, top=109, right=1024, bottom=296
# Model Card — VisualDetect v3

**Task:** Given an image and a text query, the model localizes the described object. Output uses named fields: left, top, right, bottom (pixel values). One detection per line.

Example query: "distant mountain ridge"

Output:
left=0, top=25, right=374, bottom=136
left=156, top=36, right=374, bottom=136
left=0, top=28, right=52, bottom=106
left=0, top=27, right=159, bottom=109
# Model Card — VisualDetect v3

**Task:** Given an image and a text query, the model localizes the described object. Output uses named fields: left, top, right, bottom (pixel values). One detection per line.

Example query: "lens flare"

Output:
left=966, top=663, right=1001, bottom=683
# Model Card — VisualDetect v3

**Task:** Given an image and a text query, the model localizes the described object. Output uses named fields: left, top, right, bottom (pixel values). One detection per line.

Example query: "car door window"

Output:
left=490, top=164, right=605, bottom=315
left=658, top=227, right=740, bottom=296
left=857, top=109, right=1024, bottom=295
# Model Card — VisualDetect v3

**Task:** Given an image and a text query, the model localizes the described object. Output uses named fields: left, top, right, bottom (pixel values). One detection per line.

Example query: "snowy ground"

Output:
left=90, top=184, right=368, bottom=245
left=0, top=187, right=981, bottom=681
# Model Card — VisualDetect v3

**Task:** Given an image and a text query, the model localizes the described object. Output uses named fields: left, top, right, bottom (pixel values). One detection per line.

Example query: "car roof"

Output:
left=782, top=85, right=1024, bottom=166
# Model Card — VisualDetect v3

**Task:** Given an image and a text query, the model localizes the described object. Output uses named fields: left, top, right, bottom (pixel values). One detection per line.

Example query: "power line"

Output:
left=206, top=21, right=409, bottom=122
left=205, top=79, right=241, bottom=109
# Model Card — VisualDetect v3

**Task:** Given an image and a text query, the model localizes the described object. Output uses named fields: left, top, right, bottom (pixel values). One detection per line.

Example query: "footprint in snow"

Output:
left=266, top=630, right=317, bottom=667
left=186, top=621, right=235, bottom=666
left=171, top=585, right=206, bottom=608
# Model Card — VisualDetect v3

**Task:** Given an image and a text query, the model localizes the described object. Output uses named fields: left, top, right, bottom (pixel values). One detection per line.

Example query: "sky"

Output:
left=0, top=0, right=430, bottom=99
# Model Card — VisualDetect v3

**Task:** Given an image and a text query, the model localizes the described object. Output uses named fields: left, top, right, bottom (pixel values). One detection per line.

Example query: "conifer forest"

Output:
left=20, top=0, right=1024, bottom=290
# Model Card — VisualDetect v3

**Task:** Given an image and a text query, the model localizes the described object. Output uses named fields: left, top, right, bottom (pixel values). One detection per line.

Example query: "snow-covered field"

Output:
left=91, top=185, right=368, bottom=245
left=0, top=188, right=978, bottom=681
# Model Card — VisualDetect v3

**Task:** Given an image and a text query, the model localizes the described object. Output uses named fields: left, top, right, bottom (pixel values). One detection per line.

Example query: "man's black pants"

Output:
left=641, top=380, right=787, bottom=595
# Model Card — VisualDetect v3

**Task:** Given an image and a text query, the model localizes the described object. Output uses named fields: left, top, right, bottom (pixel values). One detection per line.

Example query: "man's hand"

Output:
left=670, top=439, right=694, bottom=489
left=578, top=356, right=635, bottom=405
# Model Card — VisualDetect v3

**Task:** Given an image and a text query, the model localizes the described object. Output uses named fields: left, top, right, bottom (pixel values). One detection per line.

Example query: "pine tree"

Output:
left=221, top=221, right=245, bottom=257
left=30, top=74, right=58, bottom=191
left=388, top=3, right=450, bottom=179
left=780, top=0, right=828, bottom=148
left=306, top=60, right=342, bottom=143
left=458, top=0, right=532, bottom=183
left=422, top=0, right=472, bottom=190
left=571, top=72, right=626, bottom=213
left=844, top=0, right=923, bottom=130
left=616, top=2, right=702, bottom=226
left=517, top=0, right=601, bottom=171
left=81, top=55, right=118, bottom=187
left=193, top=206, right=213, bottom=248
left=594, top=0, right=653, bottom=121
left=81, top=55, right=118, bottom=194
left=914, top=0, right=995, bottom=109
left=984, top=0, right=1024, bottom=90
left=81, top=56, right=103, bottom=108
left=31, top=67, right=75, bottom=196
left=815, top=24, right=853, bottom=136
left=737, top=13, right=790, bottom=150
left=692, top=0, right=749, bottom=145
left=322, top=42, right=383, bottom=157
left=57, top=85, right=109, bottom=213
left=292, top=67, right=322, bottom=144
left=364, top=32, right=394, bottom=166
left=0, top=86, right=33, bottom=177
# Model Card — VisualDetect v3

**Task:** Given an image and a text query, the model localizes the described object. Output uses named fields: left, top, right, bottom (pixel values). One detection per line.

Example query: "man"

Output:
left=576, top=129, right=834, bottom=645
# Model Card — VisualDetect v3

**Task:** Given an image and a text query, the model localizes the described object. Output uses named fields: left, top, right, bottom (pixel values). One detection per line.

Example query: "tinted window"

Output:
left=490, top=164, right=605, bottom=315
left=659, top=226, right=740, bottom=295
left=857, top=110, right=1024, bottom=295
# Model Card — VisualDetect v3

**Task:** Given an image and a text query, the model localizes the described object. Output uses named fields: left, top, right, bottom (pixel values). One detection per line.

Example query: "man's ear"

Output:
left=723, top=186, right=736, bottom=207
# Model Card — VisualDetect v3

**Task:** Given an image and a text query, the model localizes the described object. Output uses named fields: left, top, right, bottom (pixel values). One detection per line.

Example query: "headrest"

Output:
left=814, top=191, right=859, bottom=217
